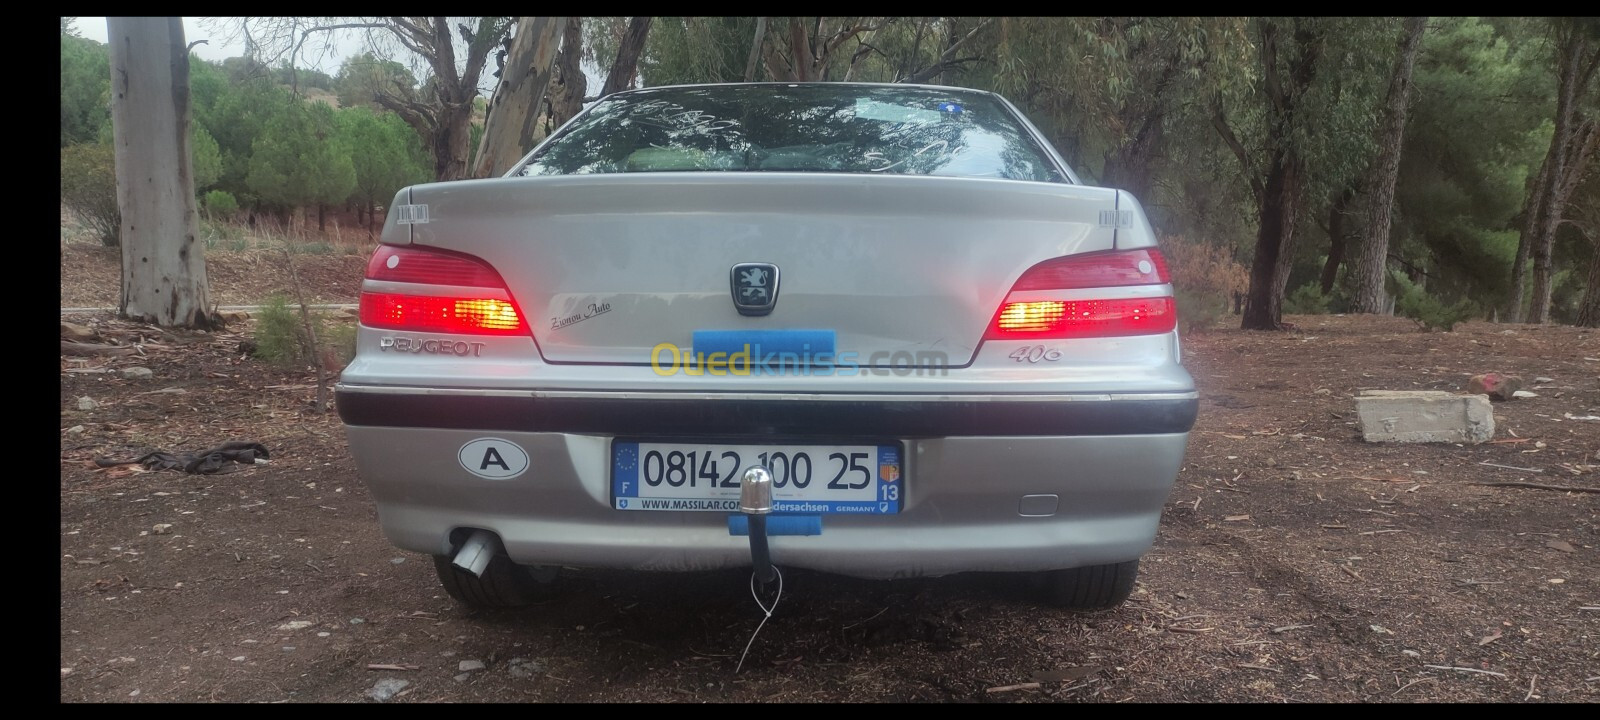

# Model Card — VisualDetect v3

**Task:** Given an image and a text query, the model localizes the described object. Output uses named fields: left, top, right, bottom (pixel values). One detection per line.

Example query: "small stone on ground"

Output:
left=366, top=678, right=409, bottom=701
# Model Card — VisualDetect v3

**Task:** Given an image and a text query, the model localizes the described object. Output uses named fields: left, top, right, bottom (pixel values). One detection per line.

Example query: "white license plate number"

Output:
left=611, top=442, right=902, bottom=514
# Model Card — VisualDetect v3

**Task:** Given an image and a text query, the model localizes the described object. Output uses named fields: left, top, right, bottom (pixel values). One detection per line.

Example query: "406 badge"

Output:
left=1009, top=345, right=1063, bottom=363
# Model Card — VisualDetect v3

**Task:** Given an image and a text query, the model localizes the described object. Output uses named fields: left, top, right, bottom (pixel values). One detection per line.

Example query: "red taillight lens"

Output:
left=360, top=293, right=527, bottom=335
left=986, top=248, right=1176, bottom=340
left=1010, top=248, right=1170, bottom=290
left=359, top=245, right=529, bottom=336
left=366, top=244, right=507, bottom=287
left=989, top=297, right=1176, bottom=338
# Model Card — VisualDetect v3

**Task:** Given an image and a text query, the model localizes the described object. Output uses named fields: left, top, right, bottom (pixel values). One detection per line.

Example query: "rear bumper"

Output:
left=334, top=387, right=1198, bottom=437
left=336, top=387, right=1195, bottom=579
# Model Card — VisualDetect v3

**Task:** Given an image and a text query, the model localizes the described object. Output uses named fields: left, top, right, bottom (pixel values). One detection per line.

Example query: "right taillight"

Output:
left=985, top=248, right=1176, bottom=340
left=359, top=245, right=530, bottom=336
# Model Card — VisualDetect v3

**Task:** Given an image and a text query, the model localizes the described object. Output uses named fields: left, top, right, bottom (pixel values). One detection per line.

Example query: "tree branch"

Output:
left=459, top=16, right=508, bottom=92
left=820, top=18, right=887, bottom=61
left=1259, top=19, right=1286, bottom=115
left=1212, top=101, right=1264, bottom=200
left=374, top=93, right=437, bottom=133
left=1388, top=252, right=1434, bottom=279
left=381, top=17, right=435, bottom=59
left=743, top=17, right=767, bottom=82
left=902, top=17, right=992, bottom=84
left=901, top=56, right=984, bottom=84
left=387, top=16, right=433, bottom=47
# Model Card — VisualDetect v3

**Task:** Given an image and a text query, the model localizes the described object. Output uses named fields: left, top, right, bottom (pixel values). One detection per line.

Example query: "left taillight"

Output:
left=984, top=248, right=1177, bottom=340
left=359, top=245, right=529, bottom=336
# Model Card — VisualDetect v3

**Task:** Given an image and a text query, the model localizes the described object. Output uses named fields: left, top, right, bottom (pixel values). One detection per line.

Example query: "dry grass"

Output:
left=61, top=210, right=371, bottom=309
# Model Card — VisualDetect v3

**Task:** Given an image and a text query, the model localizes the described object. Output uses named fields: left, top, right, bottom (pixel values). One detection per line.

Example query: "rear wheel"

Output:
left=1039, top=560, right=1139, bottom=610
left=432, top=554, right=555, bottom=608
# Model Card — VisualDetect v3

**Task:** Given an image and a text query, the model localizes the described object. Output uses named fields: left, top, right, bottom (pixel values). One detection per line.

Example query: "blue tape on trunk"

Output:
left=693, top=330, right=836, bottom=357
left=728, top=515, right=823, bottom=536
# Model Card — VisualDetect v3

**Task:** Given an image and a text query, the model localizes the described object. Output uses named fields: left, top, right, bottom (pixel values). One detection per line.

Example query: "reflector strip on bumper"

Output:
left=334, top=389, right=1198, bottom=436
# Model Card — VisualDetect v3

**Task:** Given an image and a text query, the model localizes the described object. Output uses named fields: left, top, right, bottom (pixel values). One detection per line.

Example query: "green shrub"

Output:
left=254, top=295, right=305, bottom=365
left=1283, top=283, right=1330, bottom=315
left=203, top=190, right=239, bottom=219
left=1391, top=270, right=1475, bottom=331
left=60, top=143, right=119, bottom=246
left=253, top=294, right=358, bottom=369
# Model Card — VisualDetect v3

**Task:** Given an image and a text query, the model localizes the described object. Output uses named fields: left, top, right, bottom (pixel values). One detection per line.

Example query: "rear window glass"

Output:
left=515, top=85, right=1066, bottom=183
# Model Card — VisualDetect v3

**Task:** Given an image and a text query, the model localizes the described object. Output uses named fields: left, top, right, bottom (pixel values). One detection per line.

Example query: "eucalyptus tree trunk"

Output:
left=472, top=17, right=566, bottom=179
left=599, top=17, right=653, bottom=98
left=1350, top=17, right=1426, bottom=314
left=1235, top=18, right=1321, bottom=331
left=547, top=18, right=587, bottom=132
left=1241, top=156, right=1303, bottom=330
left=743, top=17, right=768, bottom=81
left=371, top=18, right=507, bottom=182
left=108, top=17, right=214, bottom=328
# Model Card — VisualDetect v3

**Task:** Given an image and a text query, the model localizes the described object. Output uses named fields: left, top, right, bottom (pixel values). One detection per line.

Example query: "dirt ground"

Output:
left=60, top=241, right=369, bottom=309
left=59, top=302, right=1598, bottom=702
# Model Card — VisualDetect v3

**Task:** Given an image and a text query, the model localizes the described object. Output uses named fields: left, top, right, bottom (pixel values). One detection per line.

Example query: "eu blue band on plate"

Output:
left=692, top=329, right=836, bottom=357
left=728, top=514, right=823, bottom=536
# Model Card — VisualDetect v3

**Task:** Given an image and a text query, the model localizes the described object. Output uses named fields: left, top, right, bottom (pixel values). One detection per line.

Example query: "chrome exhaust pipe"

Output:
left=451, top=529, right=500, bottom=578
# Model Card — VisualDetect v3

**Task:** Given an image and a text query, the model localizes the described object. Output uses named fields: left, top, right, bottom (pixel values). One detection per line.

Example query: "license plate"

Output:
left=612, top=442, right=902, bottom=514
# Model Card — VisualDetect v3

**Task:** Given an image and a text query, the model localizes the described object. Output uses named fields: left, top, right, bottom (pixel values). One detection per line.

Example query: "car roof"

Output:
left=603, top=81, right=1005, bottom=99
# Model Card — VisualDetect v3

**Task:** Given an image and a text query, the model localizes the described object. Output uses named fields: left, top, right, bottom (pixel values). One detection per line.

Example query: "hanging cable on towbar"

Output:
left=736, top=465, right=782, bottom=673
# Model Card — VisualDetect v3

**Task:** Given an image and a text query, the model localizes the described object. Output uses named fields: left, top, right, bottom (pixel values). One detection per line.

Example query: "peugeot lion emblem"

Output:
left=730, top=262, right=780, bottom=316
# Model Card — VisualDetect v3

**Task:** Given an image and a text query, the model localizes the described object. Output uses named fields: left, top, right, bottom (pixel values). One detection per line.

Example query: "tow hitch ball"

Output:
left=740, top=466, right=778, bottom=585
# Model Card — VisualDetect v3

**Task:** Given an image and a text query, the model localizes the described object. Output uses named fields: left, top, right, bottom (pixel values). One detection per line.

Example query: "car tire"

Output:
left=1039, top=559, right=1139, bottom=610
left=432, top=554, right=555, bottom=608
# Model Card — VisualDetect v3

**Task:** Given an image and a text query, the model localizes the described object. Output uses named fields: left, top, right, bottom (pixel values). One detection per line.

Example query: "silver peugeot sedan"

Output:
left=336, top=82, right=1196, bottom=610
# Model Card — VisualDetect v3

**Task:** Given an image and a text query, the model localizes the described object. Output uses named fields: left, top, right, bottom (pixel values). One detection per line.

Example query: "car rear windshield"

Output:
left=515, top=85, right=1066, bottom=183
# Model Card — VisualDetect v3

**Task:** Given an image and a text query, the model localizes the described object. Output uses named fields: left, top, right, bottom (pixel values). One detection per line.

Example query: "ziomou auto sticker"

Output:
left=457, top=438, right=529, bottom=479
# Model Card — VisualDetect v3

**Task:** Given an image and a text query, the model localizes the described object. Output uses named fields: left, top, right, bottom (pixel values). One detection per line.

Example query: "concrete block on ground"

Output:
left=1355, top=390, right=1494, bottom=444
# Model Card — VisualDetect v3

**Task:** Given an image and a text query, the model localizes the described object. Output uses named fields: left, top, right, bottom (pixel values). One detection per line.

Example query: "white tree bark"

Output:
left=109, top=17, right=213, bottom=327
left=471, top=17, right=566, bottom=179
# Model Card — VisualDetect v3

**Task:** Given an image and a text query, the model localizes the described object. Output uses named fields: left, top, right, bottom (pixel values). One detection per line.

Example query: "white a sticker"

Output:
left=458, top=438, right=529, bottom=479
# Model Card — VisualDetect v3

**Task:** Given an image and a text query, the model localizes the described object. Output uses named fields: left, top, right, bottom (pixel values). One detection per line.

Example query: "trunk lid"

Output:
left=407, top=173, right=1118, bottom=366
